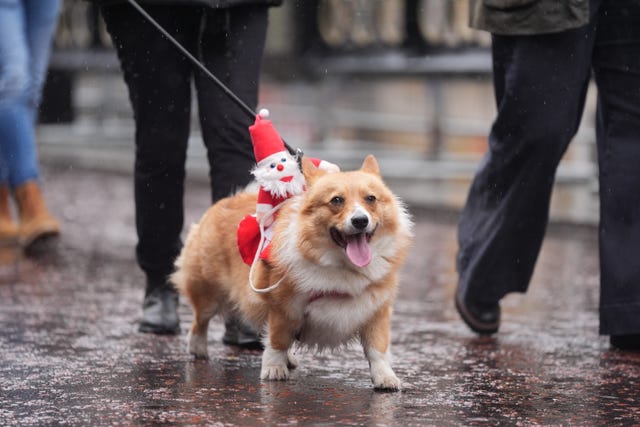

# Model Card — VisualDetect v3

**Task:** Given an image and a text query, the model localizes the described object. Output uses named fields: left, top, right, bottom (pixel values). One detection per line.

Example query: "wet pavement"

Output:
left=1, top=165, right=639, bottom=426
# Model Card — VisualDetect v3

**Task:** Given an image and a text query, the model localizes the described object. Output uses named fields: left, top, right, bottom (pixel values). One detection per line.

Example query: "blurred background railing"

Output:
left=37, top=0, right=599, bottom=224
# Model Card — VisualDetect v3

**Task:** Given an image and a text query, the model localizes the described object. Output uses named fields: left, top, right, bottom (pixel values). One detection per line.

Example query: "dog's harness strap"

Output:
left=248, top=202, right=289, bottom=294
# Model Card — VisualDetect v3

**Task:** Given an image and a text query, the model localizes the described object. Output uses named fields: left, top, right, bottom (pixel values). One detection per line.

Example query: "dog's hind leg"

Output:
left=187, top=297, right=220, bottom=359
left=287, top=350, right=299, bottom=370
left=187, top=312, right=215, bottom=359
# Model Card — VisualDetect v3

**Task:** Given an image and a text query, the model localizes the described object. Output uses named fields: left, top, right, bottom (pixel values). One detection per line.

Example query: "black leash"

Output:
left=124, top=0, right=301, bottom=159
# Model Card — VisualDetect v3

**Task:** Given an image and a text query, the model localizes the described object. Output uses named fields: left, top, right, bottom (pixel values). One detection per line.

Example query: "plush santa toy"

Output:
left=237, top=109, right=338, bottom=265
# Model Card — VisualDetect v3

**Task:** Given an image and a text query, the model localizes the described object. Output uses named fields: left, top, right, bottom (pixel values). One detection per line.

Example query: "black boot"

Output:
left=610, top=334, right=640, bottom=351
left=222, top=313, right=263, bottom=349
left=139, top=280, right=180, bottom=335
left=455, top=288, right=501, bottom=335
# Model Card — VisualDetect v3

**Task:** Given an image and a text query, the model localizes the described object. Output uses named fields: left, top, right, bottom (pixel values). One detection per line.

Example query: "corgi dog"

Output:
left=172, top=155, right=413, bottom=390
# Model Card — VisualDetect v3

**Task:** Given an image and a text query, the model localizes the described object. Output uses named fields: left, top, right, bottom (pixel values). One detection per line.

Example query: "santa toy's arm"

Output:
left=308, top=157, right=340, bottom=173
left=256, top=187, right=276, bottom=227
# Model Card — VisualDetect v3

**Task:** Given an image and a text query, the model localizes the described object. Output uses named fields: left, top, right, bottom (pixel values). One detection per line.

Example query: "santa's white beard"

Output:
left=259, top=173, right=306, bottom=198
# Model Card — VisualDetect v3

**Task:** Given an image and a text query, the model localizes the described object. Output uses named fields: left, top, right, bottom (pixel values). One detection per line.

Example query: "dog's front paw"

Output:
left=260, top=364, right=290, bottom=381
left=187, top=331, right=209, bottom=359
left=261, top=346, right=290, bottom=381
left=372, top=371, right=402, bottom=391
left=365, top=347, right=401, bottom=391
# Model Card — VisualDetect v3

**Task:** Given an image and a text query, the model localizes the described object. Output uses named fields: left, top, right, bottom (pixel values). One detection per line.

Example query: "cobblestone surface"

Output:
left=1, top=165, right=638, bottom=426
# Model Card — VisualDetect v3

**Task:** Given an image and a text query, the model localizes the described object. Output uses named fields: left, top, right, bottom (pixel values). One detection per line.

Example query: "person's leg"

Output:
left=23, top=0, right=60, bottom=113
left=101, top=4, right=200, bottom=334
left=0, top=0, right=32, bottom=185
left=0, top=0, right=59, bottom=186
left=592, top=0, right=640, bottom=349
left=0, top=0, right=27, bottom=240
left=195, top=5, right=268, bottom=203
left=0, top=0, right=61, bottom=248
left=194, top=6, right=269, bottom=346
left=456, top=17, right=598, bottom=334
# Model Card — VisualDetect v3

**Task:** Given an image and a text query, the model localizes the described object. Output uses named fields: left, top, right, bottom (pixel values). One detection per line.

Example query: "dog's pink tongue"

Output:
left=346, top=234, right=372, bottom=267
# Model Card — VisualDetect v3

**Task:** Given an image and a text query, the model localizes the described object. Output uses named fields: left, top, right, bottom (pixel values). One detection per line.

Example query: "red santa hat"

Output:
left=249, top=109, right=287, bottom=166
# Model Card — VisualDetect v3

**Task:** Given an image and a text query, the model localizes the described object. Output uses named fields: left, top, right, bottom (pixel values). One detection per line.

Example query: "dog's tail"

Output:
left=169, top=222, right=200, bottom=293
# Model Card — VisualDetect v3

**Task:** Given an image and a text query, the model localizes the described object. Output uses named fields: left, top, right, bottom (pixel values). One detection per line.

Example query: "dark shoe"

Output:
left=139, top=285, right=180, bottom=335
left=222, top=315, right=263, bottom=349
left=610, top=334, right=640, bottom=351
left=455, top=289, right=500, bottom=335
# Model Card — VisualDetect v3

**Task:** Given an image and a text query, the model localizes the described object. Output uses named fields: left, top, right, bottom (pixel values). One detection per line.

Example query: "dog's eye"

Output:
left=330, top=196, right=344, bottom=206
left=365, top=195, right=377, bottom=203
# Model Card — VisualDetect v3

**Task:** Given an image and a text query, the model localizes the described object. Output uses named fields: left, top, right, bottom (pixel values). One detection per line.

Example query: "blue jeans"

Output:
left=0, top=0, right=60, bottom=188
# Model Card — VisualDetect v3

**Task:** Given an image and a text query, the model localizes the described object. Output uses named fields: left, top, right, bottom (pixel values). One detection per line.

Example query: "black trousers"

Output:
left=101, top=5, right=267, bottom=284
left=457, top=0, right=640, bottom=335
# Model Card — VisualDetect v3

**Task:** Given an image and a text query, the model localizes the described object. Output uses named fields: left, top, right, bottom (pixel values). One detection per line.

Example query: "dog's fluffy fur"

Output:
left=172, top=155, right=413, bottom=390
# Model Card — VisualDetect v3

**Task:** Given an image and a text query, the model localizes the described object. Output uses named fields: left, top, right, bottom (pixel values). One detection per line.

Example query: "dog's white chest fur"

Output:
left=295, top=292, right=380, bottom=348
left=284, top=264, right=394, bottom=350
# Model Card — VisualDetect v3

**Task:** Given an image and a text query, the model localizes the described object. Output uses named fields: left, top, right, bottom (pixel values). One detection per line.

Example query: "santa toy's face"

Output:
left=251, top=150, right=305, bottom=197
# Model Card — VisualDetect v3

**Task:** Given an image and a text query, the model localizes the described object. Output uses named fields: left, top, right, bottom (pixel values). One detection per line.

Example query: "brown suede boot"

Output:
left=14, top=181, right=60, bottom=248
left=0, top=185, right=19, bottom=245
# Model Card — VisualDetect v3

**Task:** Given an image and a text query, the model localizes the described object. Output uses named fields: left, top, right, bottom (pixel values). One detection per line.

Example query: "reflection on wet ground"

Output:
left=1, top=167, right=638, bottom=425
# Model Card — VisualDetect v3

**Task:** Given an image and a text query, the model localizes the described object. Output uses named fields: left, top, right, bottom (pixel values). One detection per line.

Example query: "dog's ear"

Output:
left=301, top=156, right=325, bottom=186
left=360, top=154, right=380, bottom=176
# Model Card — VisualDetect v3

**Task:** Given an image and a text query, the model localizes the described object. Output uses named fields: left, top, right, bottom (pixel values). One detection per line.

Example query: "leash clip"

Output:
left=295, top=147, right=304, bottom=172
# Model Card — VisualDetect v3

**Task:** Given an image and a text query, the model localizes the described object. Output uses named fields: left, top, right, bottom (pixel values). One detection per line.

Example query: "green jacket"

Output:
left=468, top=0, right=589, bottom=35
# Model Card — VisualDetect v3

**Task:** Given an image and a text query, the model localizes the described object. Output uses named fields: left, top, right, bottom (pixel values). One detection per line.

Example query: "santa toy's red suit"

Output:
left=237, top=110, right=338, bottom=265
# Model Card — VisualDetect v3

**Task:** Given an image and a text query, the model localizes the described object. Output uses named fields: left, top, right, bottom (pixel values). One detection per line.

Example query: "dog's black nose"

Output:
left=351, top=215, right=369, bottom=230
